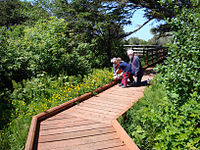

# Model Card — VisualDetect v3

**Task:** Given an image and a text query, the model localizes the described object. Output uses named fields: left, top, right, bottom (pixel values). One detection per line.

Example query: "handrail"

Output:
left=124, top=45, right=168, bottom=65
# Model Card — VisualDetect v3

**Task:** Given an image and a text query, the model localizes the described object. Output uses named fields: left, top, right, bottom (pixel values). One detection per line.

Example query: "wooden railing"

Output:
left=124, top=45, right=168, bottom=68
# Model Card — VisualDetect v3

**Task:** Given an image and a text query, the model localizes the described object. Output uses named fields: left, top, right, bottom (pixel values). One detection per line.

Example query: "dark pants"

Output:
left=133, top=69, right=147, bottom=86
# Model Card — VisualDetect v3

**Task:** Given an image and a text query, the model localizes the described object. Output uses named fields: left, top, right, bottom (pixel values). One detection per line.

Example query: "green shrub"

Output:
left=121, top=75, right=169, bottom=149
left=0, top=17, right=92, bottom=129
left=122, top=75, right=200, bottom=149
left=121, top=6, right=200, bottom=150
left=157, top=7, right=200, bottom=106
left=0, top=68, right=113, bottom=150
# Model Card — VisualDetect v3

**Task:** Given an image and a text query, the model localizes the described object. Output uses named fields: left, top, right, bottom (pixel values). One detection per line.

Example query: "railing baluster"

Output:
left=146, top=50, right=148, bottom=66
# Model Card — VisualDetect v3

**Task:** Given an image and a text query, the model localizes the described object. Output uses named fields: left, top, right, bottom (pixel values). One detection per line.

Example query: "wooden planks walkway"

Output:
left=33, top=68, right=155, bottom=150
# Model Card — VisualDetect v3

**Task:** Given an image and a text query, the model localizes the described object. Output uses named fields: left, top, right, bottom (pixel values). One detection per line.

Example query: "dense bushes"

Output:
left=121, top=6, right=200, bottom=150
left=0, top=16, right=126, bottom=129
left=121, top=75, right=200, bottom=149
left=0, top=2, right=127, bottom=148
left=158, top=8, right=200, bottom=106
left=0, top=17, right=89, bottom=129
left=0, top=17, right=91, bottom=82
left=0, top=68, right=113, bottom=150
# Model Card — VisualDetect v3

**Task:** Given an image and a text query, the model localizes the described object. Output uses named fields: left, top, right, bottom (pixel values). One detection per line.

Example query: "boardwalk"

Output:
left=30, top=68, right=155, bottom=150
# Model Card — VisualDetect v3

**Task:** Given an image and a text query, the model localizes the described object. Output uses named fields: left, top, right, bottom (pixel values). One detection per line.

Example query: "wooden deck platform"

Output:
left=26, top=68, right=155, bottom=150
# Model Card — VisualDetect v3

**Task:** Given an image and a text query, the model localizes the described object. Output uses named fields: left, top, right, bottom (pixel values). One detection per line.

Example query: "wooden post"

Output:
left=156, top=48, right=159, bottom=63
left=146, top=50, right=148, bottom=66
left=151, top=50, right=153, bottom=65
left=143, top=46, right=145, bottom=57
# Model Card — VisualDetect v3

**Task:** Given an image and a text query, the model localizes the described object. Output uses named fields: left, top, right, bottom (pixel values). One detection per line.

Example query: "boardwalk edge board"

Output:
left=25, top=80, right=117, bottom=150
left=112, top=120, right=140, bottom=150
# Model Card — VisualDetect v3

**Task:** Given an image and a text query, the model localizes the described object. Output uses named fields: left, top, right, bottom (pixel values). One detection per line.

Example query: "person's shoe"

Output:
left=121, top=85, right=126, bottom=88
left=118, top=83, right=122, bottom=87
left=129, top=82, right=135, bottom=86
left=147, top=78, right=151, bottom=85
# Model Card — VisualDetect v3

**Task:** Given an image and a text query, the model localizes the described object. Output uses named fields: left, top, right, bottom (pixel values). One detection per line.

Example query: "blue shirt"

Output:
left=118, top=61, right=132, bottom=73
left=129, top=56, right=142, bottom=76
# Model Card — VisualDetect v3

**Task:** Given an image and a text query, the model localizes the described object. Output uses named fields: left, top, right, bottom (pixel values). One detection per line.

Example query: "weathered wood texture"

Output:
left=25, top=68, right=155, bottom=150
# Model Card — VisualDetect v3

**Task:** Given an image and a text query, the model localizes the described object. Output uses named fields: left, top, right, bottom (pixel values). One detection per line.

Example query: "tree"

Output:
left=128, top=37, right=148, bottom=45
left=0, top=0, right=26, bottom=26
left=147, top=35, right=172, bottom=46
left=102, top=0, right=194, bottom=37
left=0, top=0, right=48, bottom=27
left=33, top=0, right=131, bottom=67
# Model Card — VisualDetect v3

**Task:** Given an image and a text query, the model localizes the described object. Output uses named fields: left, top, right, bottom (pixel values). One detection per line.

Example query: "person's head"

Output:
left=111, top=57, right=117, bottom=65
left=127, top=50, right=134, bottom=59
left=116, top=57, right=123, bottom=64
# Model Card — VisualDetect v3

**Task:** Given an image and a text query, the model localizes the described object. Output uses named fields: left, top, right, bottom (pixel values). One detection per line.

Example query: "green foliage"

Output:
left=0, top=0, right=26, bottom=26
left=121, top=6, right=200, bottom=150
left=0, top=17, right=91, bottom=128
left=0, top=0, right=48, bottom=27
left=126, top=37, right=148, bottom=45
left=148, top=35, right=172, bottom=46
left=122, top=75, right=168, bottom=149
left=157, top=7, right=200, bottom=106
left=35, top=0, right=129, bottom=67
left=0, top=68, right=113, bottom=150
left=0, top=18, right=90, bottom=88
left=0, top=0, right=128, bottom=131
left=126, top=36, right=172, bottom=46
left=122, top=75, right=200, bottom=149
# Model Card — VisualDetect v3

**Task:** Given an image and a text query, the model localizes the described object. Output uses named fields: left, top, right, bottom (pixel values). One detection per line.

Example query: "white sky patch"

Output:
left=123, top=9, right=165, bottom=41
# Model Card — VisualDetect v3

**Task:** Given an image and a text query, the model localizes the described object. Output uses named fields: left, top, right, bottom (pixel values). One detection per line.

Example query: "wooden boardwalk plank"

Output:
left=39, top=122, right=110, bottom=136
left=89, top=97, right=132, bottom=105
left=40, top=119, right=96, bottom=130
left=39, top=132, right=119, bottom=149
left=39, top=126, right=116, bottom=143
left=102, top=145, right=129, bottom=150
left=95, top=94, right=133, bottom=100
left=41, top=117, right=88, bottom=125
left=34, top=68, right=155, bottom=150
left=84, top=100, right=129, bottom=109
left=73, top=105, right=118, bottom=116
left=73, top=102, right=123, bottom=113
left=38, top=138, right=124, bottom=150
left=66, top=108, right=114, bottom=123
left=44, top=113, right=75, bottom=122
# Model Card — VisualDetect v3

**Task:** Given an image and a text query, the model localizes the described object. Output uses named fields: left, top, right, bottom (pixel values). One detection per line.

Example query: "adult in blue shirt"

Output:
left=114, top=58, right=134, bottom=88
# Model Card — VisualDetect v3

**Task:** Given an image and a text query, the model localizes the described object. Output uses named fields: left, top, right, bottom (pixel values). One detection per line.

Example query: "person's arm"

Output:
left=114, top=68, right=119, bottom=76
left=113, top=64, right=116, bottom=74
left=114, top=63, right=123, bottom=76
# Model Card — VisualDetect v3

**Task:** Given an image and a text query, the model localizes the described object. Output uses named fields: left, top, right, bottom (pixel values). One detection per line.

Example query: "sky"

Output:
left=123, top=9, right=165, bottom=41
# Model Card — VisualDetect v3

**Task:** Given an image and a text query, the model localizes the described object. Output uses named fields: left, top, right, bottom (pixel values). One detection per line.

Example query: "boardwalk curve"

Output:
left=25, top=68, right=155, bottom=150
